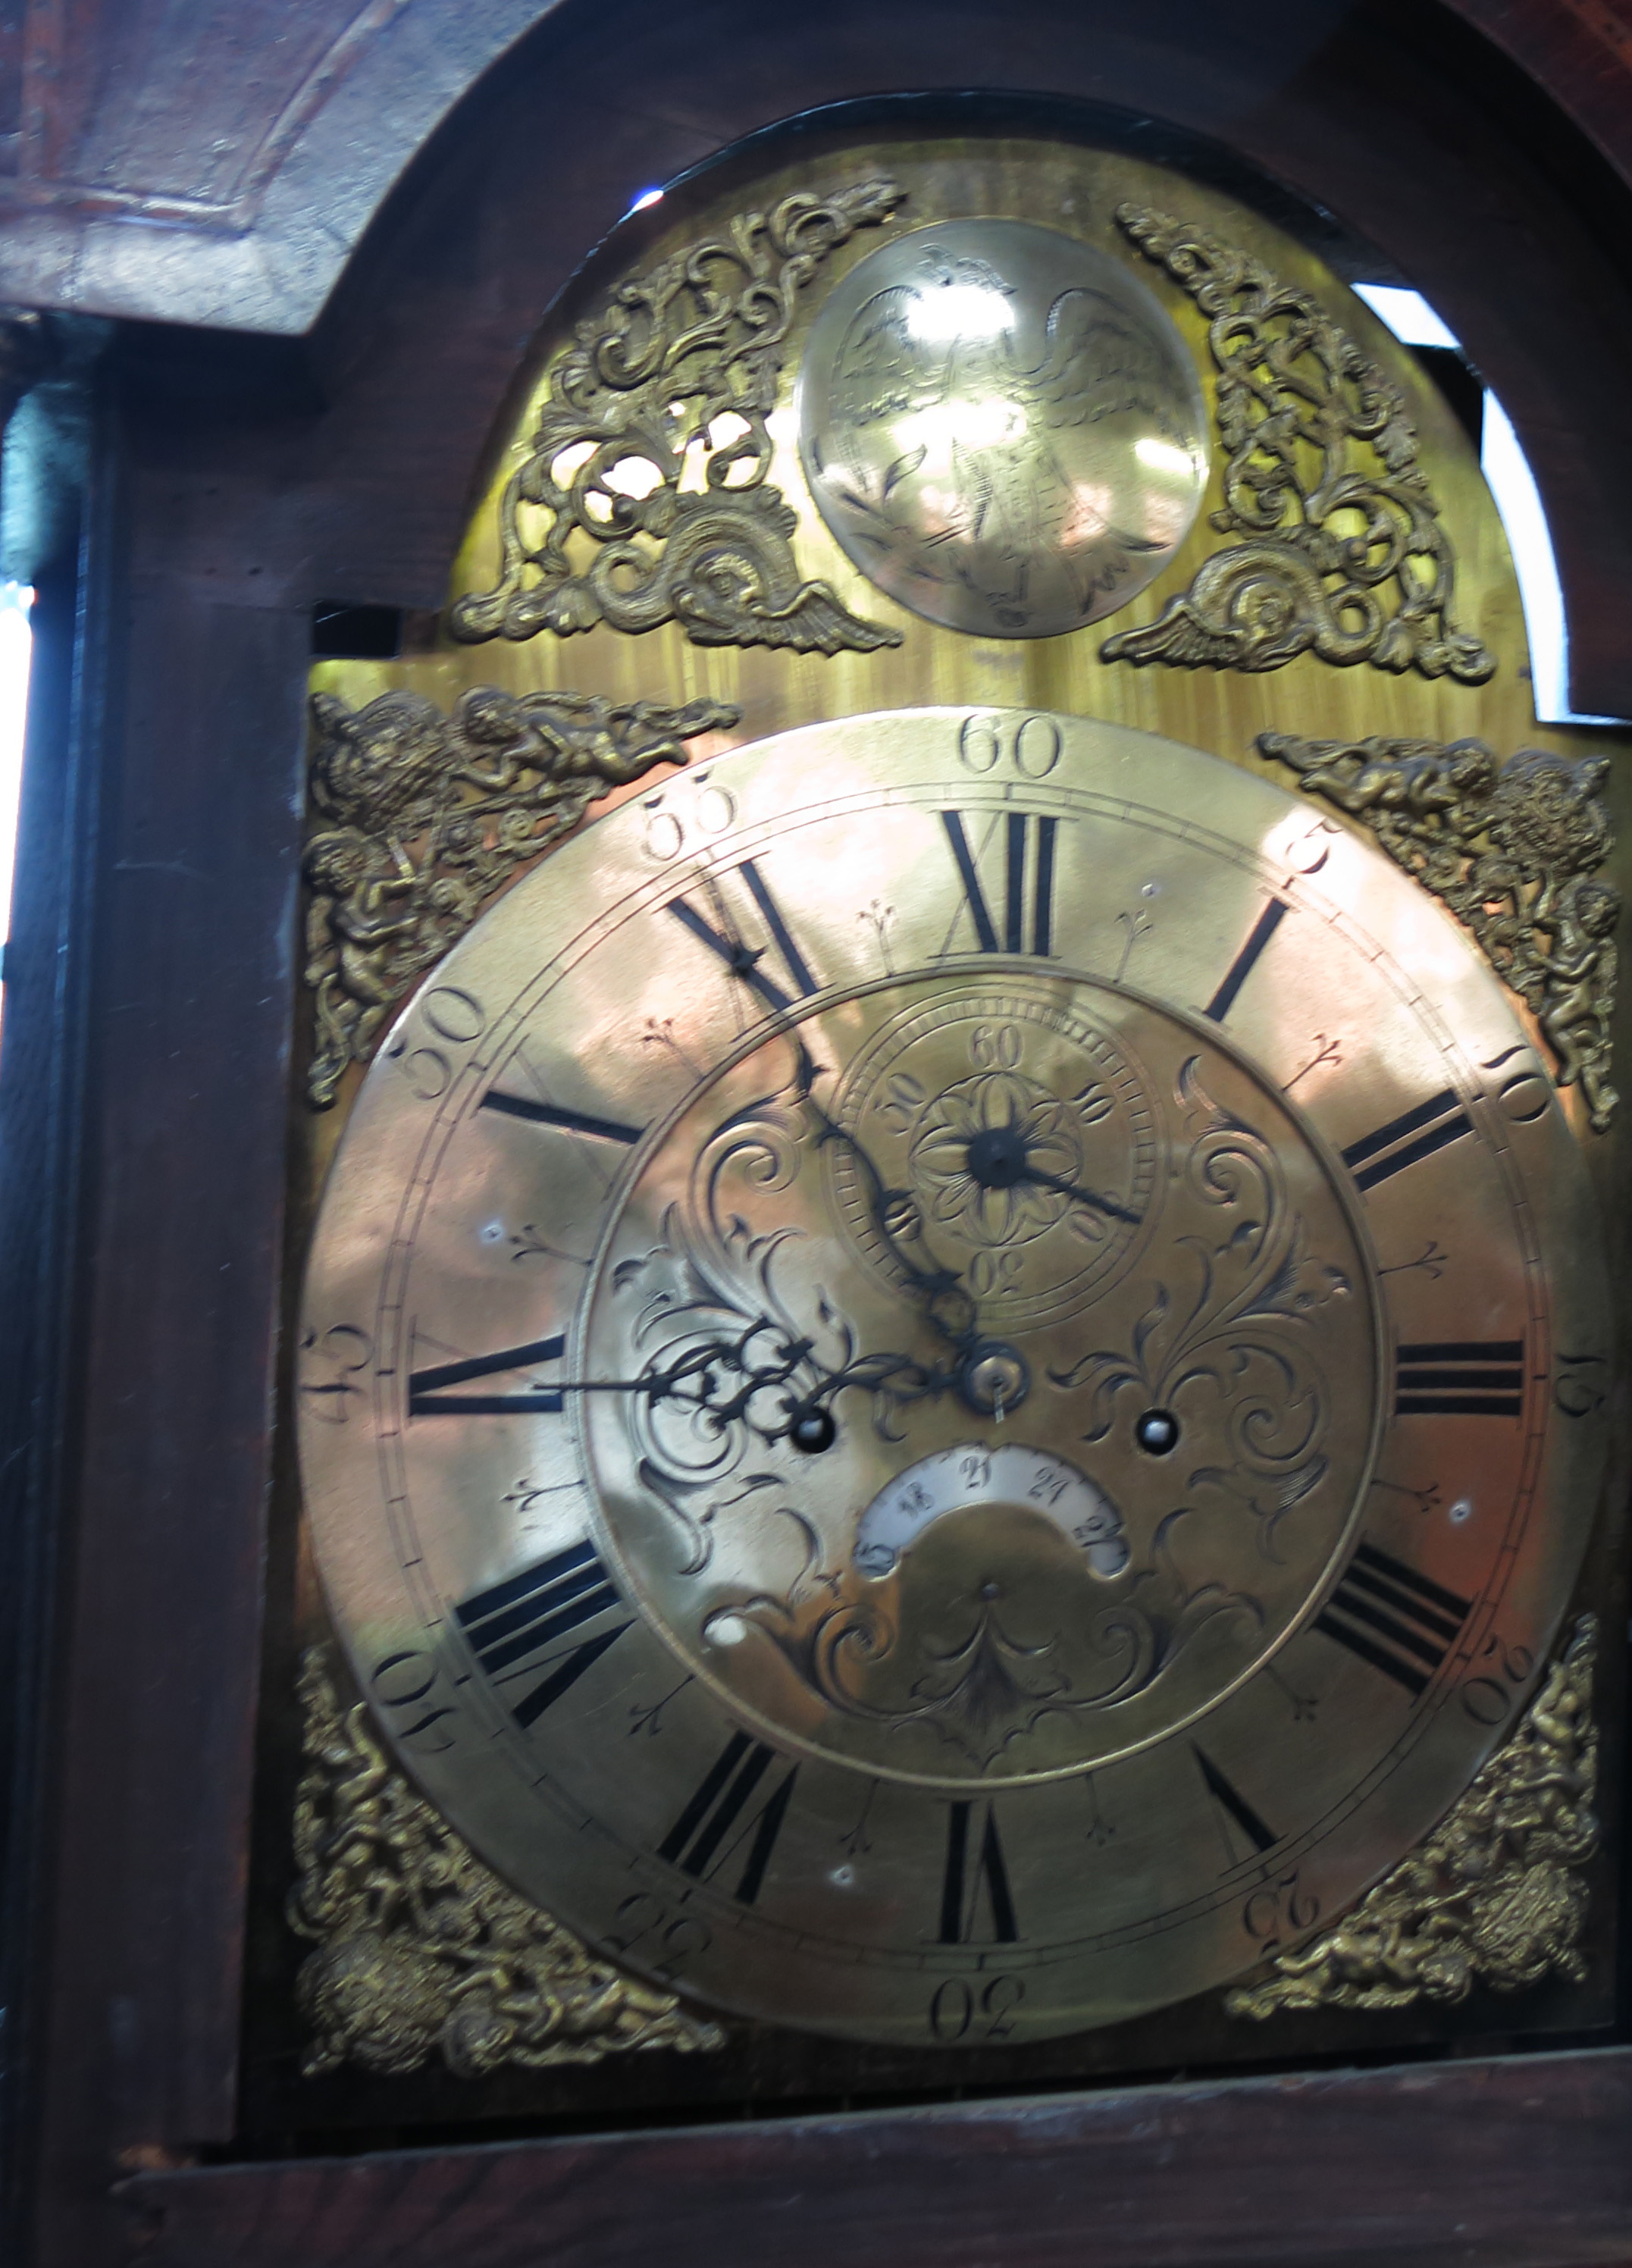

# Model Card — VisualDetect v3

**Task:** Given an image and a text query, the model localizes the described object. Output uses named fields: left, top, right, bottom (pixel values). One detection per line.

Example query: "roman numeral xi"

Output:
left=666, top=860, right=819, bottom=1016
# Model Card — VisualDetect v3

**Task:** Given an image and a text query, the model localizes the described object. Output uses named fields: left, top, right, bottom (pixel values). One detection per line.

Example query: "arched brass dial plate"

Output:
left=299, top=710, right=1609, bottom=2047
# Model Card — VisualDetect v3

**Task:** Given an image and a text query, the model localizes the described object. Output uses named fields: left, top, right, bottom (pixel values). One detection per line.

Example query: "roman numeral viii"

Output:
left=666, top=860, right=820, bottom=1015
left=408, top=1335, right=564, bottom=1416
left=1341, top=1089, right=1474, bottom=1192
left=1315, top=1540, right=1471, bottom=1697
left=941, top=810, right=1059, bottom=957
left=455, top=1540, right=631, bottom=1728
left=658, top=1731, right=798, bottom=1906
left=1396, top=1340, right=1524, bottom=1418
left=938, top=1800, right=1020, bottom=1943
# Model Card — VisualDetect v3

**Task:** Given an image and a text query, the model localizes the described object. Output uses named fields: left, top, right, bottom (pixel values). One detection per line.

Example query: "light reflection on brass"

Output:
left=797, top=218, right=1208, bottom=638
left=302, top=685, right=736, bottom=1107
left=298, top=710, right=1608, bottom=2047
left=1261, top=730, right=1618, bottom=1130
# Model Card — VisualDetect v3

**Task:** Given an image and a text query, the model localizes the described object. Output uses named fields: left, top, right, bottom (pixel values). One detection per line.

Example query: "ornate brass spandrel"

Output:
left=289, top=1647, right=725, bottom=2079
left=448, top=180, right=904, bottom=656
left=301, top=684, right=738, bottom=1107
left=1261, top=729, right=1618, bottom=1130
left=1102, top=206, right=1496, bottom=687
left=1228, top=1615, right=1599, bottom=2018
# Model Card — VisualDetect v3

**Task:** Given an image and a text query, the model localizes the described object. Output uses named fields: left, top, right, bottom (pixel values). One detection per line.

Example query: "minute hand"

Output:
left=1013, top=1162, right=1142, bottom=1226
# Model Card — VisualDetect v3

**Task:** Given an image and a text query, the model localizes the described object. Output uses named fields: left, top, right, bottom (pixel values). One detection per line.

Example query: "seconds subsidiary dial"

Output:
left=299, top=709, right=1608, bottom=2047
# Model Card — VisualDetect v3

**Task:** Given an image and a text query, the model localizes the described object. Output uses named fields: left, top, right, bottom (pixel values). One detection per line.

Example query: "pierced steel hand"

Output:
left=786, top=1035, right=978, bottom=1352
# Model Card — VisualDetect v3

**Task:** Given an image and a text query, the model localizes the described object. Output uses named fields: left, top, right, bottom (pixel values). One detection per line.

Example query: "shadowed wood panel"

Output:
left=122, top=2047, right=1632, bottom=2268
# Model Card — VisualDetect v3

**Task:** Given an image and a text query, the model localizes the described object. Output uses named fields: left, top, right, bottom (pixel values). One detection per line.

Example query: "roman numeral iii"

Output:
left=1396, top=1340, right=1524, bottom=1418
left=941, top=810, right=1058, bottom=957
left=1315, top=1540, right=1471, bottom=1697
left=455, top=1540, right=632, bottom=1728
left=658, top=1731, right=798, bottom=1906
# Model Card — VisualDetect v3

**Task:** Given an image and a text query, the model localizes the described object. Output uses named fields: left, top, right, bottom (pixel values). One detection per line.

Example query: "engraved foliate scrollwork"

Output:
left=448, top=181, right=905, bottom=655
left=302, top=685, right=736, bottom=1107
left=1261, top=730, right=1618, bottom=1129
left=1229, top=1615, right=1599, bottom=2017
left=289, top=1648, right=724, bottom=2078
left=1101, top=205, right=1495, bottom=684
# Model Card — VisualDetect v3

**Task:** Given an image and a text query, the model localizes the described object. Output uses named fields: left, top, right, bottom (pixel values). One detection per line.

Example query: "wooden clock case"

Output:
left=3, top=4, right=1632, bottom=2263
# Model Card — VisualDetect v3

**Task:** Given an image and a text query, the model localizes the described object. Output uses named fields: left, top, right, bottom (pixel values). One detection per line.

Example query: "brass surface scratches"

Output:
left=449, top=180, right=904, bottom=656
left=1104, top=206, right=1495, bottom=686
left=289, top=1647, right=725, bottom=2079
left=1229, top=1615, right=1599, bottom=2018
left=1262, top=730, right=1618, bottom=1129
left=302, top=684, right=736, bottom=1107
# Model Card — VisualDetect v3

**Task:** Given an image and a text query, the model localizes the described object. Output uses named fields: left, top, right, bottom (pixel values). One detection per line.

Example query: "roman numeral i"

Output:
left=455, top=1540, right=631, bottom=1729
left=408, top=1335, right=565, bottom=1416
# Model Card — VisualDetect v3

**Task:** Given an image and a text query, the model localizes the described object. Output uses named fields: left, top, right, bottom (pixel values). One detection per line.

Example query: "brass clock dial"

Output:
left=299, top=709, right=1609, bottom=2048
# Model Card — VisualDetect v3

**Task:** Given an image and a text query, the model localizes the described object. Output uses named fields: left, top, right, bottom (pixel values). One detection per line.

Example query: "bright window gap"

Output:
left=1352, top=284, right=1625, bottom=726
left=0, top=581, right=33, bottom=993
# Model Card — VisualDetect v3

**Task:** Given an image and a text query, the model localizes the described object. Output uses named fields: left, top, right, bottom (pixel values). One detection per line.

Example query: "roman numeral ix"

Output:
left=658, top=1731, right=798, bottom=1906
left=938, top=1800, right=1020, bottom=1944
left=1341, top=1089, right=1474, bottom=1192
left=1315, top=1540, right=1471, bottom=1697
left=408, top=1335, right=564, bottom=1416
left=455, top=1540, right=631, bottom=1728
left=1396, top=1340, right=1524, bottom=1419
left=666, top=860, right=819, bottom=1016
left=941, top=810, right=1058, bottom=958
